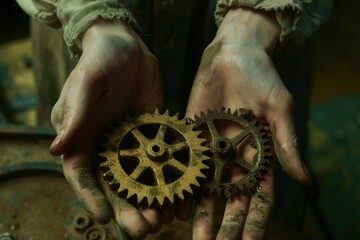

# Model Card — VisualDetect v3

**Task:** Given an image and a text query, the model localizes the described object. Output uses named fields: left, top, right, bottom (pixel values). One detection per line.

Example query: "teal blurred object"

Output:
left=308, top=95, right=360, bottom=239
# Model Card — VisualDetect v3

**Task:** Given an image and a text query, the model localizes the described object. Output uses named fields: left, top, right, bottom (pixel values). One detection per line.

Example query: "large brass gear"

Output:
left=99, top=110, right=209, bottom=206
left=192, top=108, right=272, bottom=198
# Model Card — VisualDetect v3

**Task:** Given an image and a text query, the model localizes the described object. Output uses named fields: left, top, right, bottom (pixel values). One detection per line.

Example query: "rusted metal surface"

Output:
left=193, top=108, right=272, bottom=198
left=0, top=125, right=74, bottom=240
left=100, top=110, right=209, bottom=206
left=65, top=203, right=119, bottom=240
left=0, top=124, right=60, bottom=170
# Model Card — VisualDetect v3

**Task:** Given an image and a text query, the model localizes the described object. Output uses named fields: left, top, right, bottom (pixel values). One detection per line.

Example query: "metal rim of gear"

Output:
left=99, top=110, right=209, bottom=206
left=192, top=108, right=272, bottom=198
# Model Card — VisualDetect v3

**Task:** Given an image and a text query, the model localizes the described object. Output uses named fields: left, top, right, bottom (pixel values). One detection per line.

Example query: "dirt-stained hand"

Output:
left=186, top=7, right=310, bottom=240
left=49, top=19, right=169, bottom=239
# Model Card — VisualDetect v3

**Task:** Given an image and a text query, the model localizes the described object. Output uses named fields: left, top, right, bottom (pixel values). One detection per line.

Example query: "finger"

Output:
left=268, top=104, right=310, bottom=183
left=99, top=175, right=151, bottom=239
left=243, top=167, right=274, bottom=239
left=140, top=207, right=163, bottom=233
left=216, top=166, right=251, bottom=240
left=160, top=200, right=175, bottom=224
left=216, top=194, right=250, bottom=240
left=62, top=152, right=112, bottom=224
left=175, top=196, right=193, bottom=221
left=192, top=194, right=217, bottom=240
left=108, top=194, right=151, bottom=239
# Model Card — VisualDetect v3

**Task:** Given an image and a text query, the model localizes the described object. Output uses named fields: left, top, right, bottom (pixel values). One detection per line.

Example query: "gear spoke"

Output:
left=231, top=129, right=251, bottom=145
left=119, top=148, right=140, bottom=157
left=207, top=120, right=220, bottom=140
left=233, top=156, right=253, bottom=172
left=131, top=128, right=149, bottom=144
left=168, top=158, right=187, bottom=174
left=169, top=141, right=188, bottom=153
left=213, top=160, right=225, bottom=183
left=156, top=124, right=167, bottom=140
left=130, top=164, right=147, bottom=180
left=154, top=168, right=166, bottom=186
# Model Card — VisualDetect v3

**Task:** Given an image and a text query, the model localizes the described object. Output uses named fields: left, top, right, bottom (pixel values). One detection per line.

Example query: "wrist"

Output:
left=81, top=18, right=136, bottom=51
left=216, top=7, right=281, bottom=55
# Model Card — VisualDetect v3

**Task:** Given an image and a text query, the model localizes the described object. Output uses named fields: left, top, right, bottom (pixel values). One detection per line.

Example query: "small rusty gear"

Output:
left=193, top=108, right=272, bottom=198
left=99, top=110, right=208, bottom=206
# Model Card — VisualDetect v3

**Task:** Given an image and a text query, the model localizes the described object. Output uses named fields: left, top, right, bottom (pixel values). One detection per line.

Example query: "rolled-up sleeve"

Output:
left=215, top=0, right=334, bottom=48
left=16, top=0, right=140, bottom=57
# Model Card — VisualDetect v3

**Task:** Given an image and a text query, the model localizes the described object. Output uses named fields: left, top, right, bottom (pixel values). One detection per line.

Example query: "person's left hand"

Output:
left=186, top=7, right=309, bottom=239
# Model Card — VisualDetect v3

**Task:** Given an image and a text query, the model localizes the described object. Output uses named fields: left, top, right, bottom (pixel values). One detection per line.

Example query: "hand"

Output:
left=186, top=7, right=310, bottom=239
left=49, top=19, right=168, bottom=238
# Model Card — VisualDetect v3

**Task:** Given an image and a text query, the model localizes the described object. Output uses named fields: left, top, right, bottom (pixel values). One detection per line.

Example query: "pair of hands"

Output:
left=49, top=7, right=309, bottom=240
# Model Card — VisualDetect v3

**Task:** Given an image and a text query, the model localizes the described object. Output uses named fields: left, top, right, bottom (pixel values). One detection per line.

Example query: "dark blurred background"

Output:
left=0, top=1, right=359, bottom=239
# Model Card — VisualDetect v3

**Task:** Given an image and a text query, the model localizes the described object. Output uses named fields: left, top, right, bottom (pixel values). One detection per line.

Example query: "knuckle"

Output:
left=243, top=218, right=266, bottom=239
left=218, top=222, right=241, bottom=240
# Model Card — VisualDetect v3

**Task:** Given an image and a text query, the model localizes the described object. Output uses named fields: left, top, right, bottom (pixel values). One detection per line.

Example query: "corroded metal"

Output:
left=193, top=108, right=272, bottom=198
left=99, top=110, right=209, bottom=206
left=65, top=202, right=118, bottom=240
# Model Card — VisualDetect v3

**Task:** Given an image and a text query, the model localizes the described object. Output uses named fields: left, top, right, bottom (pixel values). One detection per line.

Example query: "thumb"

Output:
left=268, top=108, right=310, bottom=183
left=49, top=77, right=91, bottom=156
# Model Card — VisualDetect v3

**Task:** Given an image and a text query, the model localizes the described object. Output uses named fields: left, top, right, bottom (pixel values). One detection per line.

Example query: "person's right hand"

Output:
left=49, top=19, right=170, bottom=239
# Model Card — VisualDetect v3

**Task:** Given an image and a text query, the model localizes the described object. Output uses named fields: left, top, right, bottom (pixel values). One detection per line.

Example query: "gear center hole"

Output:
left=152, top=145, right=161, bottom=153
left=218, top=140, right=228, bottom=149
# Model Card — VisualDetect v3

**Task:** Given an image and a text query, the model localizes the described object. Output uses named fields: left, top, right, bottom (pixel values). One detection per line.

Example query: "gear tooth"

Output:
left=98, top=152, right=107, bottom=158
left=159, top=196, right=166, bottom=206
left=177, top=191, right=185, bottom=201
left=103, top=171, right=114, bottom=178
left=194, top=114, right=200, bottom=121
left=99, top=162, right=109, bottom=168
left=126, top=190, right=137, bottom=202
left=226, top=108, right=232, bottom=114
left=154, top=108, right=160, bottom=114
left=109, top=179, right=118, bottom=186
left=147, top=196, right=156, bottom=206
left=192, top=180, right=201, bottom=188
left=194, top=130, right=202, bottom=136
left=167, top=195, right=174, bottom=204
left=264, top=152, right=272, bottom=157
left=173, top=112, right=179, bottom=119
left=164, top=109, right=170, bottom=116
left=233, top=109, right=239, bottom=116
left=185, top=185, right=193, bottom=194
left=200, top=139, right=208, bottom=146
